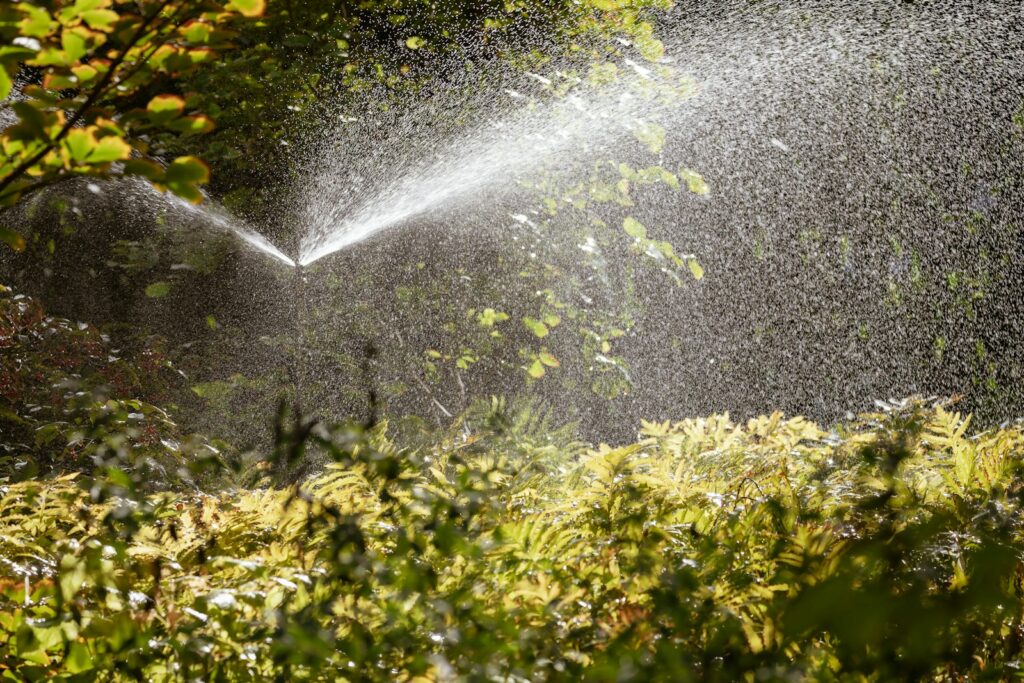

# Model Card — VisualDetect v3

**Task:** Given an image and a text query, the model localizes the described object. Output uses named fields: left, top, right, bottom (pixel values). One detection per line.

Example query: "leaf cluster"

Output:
left=4, top=325, right=1024, bottom=681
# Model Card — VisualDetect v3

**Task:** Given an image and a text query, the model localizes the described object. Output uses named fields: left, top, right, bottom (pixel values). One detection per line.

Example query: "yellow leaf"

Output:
left=147, top=94, right=185, bottom=124
left=687, top=258, right=704, bottom=280
left=88, top=135, right=130, bottom=163
left=226, top=0, right=266, bottom=18
left=527, top=360, right=546, bottom=379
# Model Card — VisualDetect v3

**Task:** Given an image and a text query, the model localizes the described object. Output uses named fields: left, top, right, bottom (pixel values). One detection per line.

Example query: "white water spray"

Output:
left=297, top=74, right=687, bottom=266
left=129, top=180, right=298, bottom=267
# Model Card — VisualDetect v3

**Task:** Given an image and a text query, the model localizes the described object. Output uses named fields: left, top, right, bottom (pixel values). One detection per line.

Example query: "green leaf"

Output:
left=70, top=63, right=99, bottom=83
left=145, top=282, right=171, bottom=298
left=680, top=168, right=710, bottom=195
left=31, top=625, right=63, bottom=652
left=59, top=555, right=86, bottom=599
left=65, top=642, right=93, bottom=674
left=15, top=623, right=49, bottom=665
left=405, top=36, right=426, bottom=49
left=123, top=158, right=164, bottom=180
left=43, top=72, right=77, bottom=89
left=527, top=359, right=546, bottom=379
left=0, top=227, right=26, bottom=251
left=164, top=156, right=210, bottom=202
left=226, top=0, right=266, bottom=17
left=81, top=9, right=118, bottom=30
left=10, top=101, right=48, bottom=140
left=64, top=128, right=94, bottom=162
left=165, top=156, right=209, bottom=184
left=0, top=66, right=11, bottom=101
left=167, top=114, right=215, bottom=136
left=88, top=135, right=131, bottom=163
left=523, top=317, right=549, bottom=338
left=181, top=21, right=213, bottom=44
left=538, top=350, right=560, bottom=368
left=687, top=257, right=704, bottom=280
left=147, top=94, right=185, bottom=125
left=61, top=29, right=88, bottom=62
left=19, top=5, right=53, bottom=38
left=167, top=183, right=204, bottom=203
left=623, top=217, right=647, bottom=240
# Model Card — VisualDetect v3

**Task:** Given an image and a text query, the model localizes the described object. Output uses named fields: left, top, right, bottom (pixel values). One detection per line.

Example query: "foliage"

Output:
left=3, top=303, right=1024, bottom=682
left=0, top=0, right=266, bottom=230
left=0, top=283, right=222, bottom=485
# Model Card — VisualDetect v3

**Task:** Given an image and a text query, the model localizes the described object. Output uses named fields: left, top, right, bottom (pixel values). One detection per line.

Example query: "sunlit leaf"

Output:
left=165, top=156, right=209, bottom=184
left=539, top=350, right=560, bottom=368
left=18, top=4, right=53, bottom=38
left=523, top=317, right=549, bottom=338
left=623, top=217, right=647, bottom=240
left=65, top=642, right=93, bottom=674
left=81, top=9, right=118, bottom=30
left=63, top=128, right=96, bottom=162
left=61, top=28, right=89, bottom=62
left=88, top=135, right=131, bottom=163
left=0, top=67, right=11, bottom=101
left=687, top=257, right=704, bottom=280
left=226, top=0, right=266, bottom=18
left=145, top=281, right=171, bottom=298
left=147, top=94, right=186, bottom=125
left=680, top=168, right=709, bottom=195
left=181, top=21, right=213, bottom=44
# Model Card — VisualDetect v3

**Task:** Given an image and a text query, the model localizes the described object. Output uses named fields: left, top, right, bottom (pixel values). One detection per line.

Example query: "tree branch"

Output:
left=0, top=0, right=176, bottom=201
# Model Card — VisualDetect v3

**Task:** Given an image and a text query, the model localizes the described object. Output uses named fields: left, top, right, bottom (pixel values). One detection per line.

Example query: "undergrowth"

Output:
left=3, top=285, right=1024, bottom=681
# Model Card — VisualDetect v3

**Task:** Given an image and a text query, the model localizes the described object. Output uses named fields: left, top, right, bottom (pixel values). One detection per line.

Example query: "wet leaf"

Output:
left=687, top=257, right=704, bottom=280
left=0, top=227, right=26, bottom=251
left=623, top=217, right=647, bottom=240
left=523, top=317, right=549, bottom=338
left=680, top=168, right=709, bottom=195
left=539, top=350, right=560, bottom=368
left=145, top=282, right=171, bottom=298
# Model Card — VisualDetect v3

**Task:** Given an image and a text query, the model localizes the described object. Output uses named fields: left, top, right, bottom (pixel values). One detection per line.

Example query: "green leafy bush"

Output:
left=3, top=308, right=1024, bottom=682
left=0, top=284, right=221, bottom=485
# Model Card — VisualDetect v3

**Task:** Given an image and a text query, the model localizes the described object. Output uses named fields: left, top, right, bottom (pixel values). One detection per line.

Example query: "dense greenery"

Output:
left=3, top=284, right=1024, bottom=680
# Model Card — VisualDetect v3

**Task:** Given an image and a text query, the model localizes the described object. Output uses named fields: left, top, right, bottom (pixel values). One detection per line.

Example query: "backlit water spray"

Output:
left=297, top=68, right=690, bottom=266
left=5, top=1, right=1022, bottom=433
